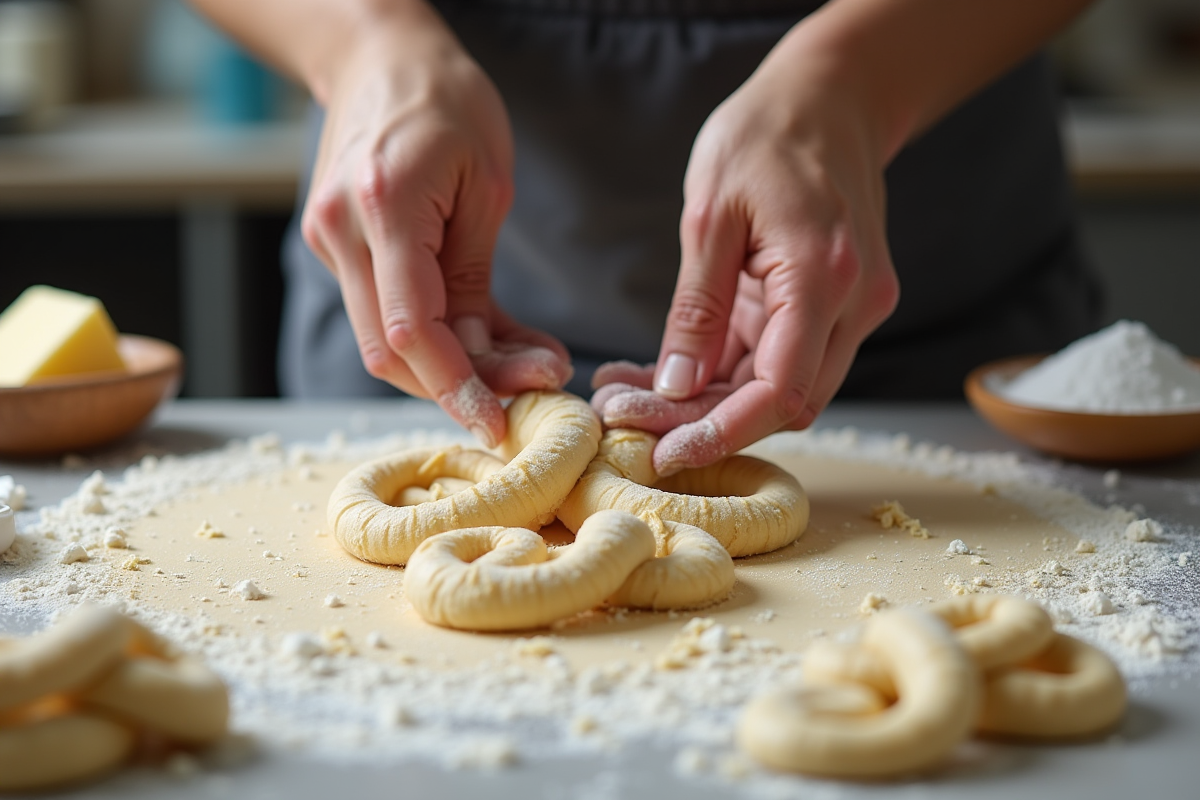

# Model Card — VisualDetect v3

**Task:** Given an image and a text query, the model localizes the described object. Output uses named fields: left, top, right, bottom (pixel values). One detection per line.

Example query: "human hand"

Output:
left=594, top=47, right=900, bottom=474
left=300, top=6, right=570, bottom=447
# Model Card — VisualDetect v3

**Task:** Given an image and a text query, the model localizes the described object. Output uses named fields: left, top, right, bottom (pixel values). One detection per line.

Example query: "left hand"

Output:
left=593, top=45, right=900, bottom=475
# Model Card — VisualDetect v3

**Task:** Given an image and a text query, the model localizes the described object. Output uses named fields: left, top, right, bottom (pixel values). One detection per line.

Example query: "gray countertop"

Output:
left=3, top=399, right=1199, bottom=799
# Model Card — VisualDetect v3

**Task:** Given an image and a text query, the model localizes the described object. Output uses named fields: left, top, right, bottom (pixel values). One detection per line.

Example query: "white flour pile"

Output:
left=1, top=425, right=1198, bottom=790
left=1002, top=320, right=1200, bottom=413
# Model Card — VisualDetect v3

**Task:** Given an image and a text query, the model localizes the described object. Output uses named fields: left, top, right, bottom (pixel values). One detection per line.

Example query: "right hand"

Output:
left=300, top=5, right=571, bottom=447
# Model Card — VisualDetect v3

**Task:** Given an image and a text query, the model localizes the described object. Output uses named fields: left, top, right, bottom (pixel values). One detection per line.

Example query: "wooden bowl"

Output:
left=0, top=335, right=182, bottom=458
left=965, top=355, right=1200, bottom=462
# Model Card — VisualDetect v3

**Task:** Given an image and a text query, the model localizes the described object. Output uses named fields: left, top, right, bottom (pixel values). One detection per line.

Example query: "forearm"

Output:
left=187, top=0, right=450, bottom=104
left=767, top=0, right=1093, bottom=163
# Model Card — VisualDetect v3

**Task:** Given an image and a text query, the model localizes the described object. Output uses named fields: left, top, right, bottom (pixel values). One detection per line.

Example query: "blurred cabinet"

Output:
left=0, top=101, right=302, bottom=397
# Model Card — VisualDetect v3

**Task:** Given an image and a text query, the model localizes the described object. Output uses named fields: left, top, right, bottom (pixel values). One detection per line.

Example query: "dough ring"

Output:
left=737, top=609, right=980, bottom=778
left=329, top=390, right=602, bottom=565
left=978, top=632, right=1127, bottom=739
left=607, top=520, right=735, bottom=610
left=81, top=655, right=229, bottom=745
left=929, top=595, right=1054, bottom=671
left=405, top=509, right=656, bottom=631
left=558, top=429, right=808, bottom=558
left=0, top=604, right=134, bottom=713
left=804, top=596, right=1056, bottom=699
left=0, top=713, right=135, bottom=792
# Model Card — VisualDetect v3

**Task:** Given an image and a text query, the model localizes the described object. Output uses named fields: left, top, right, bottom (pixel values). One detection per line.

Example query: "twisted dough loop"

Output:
left=405, top=510, right=658, bottom=631
left=0, top=605, right=230, bottom=791
left=979, top=632, right=1127, bottom=739
left=329, top=392, right=601, bottom=565
left=738, top=609, right=980, bottom=778
left=0, top=714, right=135, bottom=792
left=607, top=520, right=735, bottom=611
left=558, top=429, right=808, bottom=558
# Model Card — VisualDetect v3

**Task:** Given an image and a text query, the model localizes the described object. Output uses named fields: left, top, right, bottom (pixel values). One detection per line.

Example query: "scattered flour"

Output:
left=1002, top=320, right=1200, bottom=413
left=0, top=421, right=1196, bottom=787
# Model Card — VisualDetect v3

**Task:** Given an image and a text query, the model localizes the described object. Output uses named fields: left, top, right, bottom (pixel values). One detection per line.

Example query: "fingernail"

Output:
left=655, top=353, right=697, bottom=399
left=453, top=315, right=491, bottom=356
left=470, top=425, right=499, bottom=450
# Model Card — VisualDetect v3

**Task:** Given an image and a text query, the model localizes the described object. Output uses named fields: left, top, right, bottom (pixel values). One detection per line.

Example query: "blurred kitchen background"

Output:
left=1, top=0, right=1198, bottom=398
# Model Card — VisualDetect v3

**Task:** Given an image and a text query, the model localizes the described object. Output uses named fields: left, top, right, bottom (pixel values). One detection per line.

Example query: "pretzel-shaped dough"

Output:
left=405, top=509, right=657, bottom=631
left=330, top=392, right=601, bottom=566
left=607, top=520, right=735, bottom=610
left=558, top=429, right=808, bottom=558
left=799, top=596, right=1125, bottom=742
left=0, top=713, right=135, bottom=792
left=81, top=654, right=229, bottom=746
left=978, top=632, right=1127, bottom=739
left=804, top=595, right=1056, bottom=700
left=737, top=609, right=980, bottom=778
left=0, top=604, right=133, bottom=713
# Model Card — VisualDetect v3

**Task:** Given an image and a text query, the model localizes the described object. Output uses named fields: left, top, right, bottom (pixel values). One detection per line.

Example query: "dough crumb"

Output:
left=1084, top=592, right=1115, bottom=616
left=1125, top=519, right=1162, bottom=543
left=750, top=609, right=777, bottom=624
left=365, top=631, right=386, bottom=649
left=674, top=747, right=710, bottom=776
left=447, top=736, right=519, bottom=770
left=58, top=543, right=89, bottom=564
left=103, top=527, right=128, bottom=549
left=82, top=497, right=108, bottom=515
left=570, top=714, right=598, bottom=735
left=120, top=555, right=149, bottom=571
left=1076, top=539, right=1096, bottom=554
left=1103, top=469, right=1121, bottom=489
left=870, top=500, right=931, bottom=538
left=195, top=520, right=225, bottom=539
left=1179, top=552, right=1191, bottom=567
left=378, top=703, right=414, bottom=728
left=946, top=539, right=972, bottom=556
left=859, top=592, right=888, bottom=615
left=280, top=632, right=325, bottom=659
left=516, top=636, right=558, bottom=658
left=323, top=594, right=345, bottom=609
left=0, top=475, right=27, bottom=511
left=233, top=580, right=265, bottom=601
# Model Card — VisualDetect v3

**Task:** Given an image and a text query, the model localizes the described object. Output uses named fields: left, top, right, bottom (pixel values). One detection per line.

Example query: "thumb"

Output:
left=441, top=166, right=512, bottom=357
left=655, top=201, right=746, bottom=400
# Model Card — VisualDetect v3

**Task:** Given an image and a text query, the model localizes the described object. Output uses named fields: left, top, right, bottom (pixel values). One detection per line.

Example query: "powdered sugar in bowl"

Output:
left=965, top=322, right=1200, bottom=462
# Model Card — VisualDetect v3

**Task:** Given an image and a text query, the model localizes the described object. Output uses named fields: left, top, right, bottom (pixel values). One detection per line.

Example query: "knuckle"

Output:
left=383, top=317, right=424, bottom=353
left=443, top=265, right=491, bottom=297
left=679, top=202, right=715, bottom=243
left=356, top=159, right=399, bottom=215
left=777, top=385, right=808, bottom=421
left=359, top=343, right=395, bottom=380
left=303, top=188, right=345, bottom=239
left=668, top=288, right=728, bottom=337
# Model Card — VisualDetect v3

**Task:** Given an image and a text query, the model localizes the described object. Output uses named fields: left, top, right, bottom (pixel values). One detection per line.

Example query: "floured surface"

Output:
left=1, top=422, right=1196, bottom=784
left=53, top=455, right=1065, bottom=670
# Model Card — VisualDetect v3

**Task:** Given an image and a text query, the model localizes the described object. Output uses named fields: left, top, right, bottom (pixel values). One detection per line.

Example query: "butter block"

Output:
left=0, top=286, right=126, bottom=387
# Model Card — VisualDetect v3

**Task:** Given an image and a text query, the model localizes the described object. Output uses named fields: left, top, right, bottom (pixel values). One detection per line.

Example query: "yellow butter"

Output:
left=0, top=286, right=126, bottom=387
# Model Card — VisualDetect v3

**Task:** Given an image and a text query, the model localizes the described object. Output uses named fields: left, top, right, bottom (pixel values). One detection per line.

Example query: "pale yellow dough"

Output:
left=978, top=632, right=1127, bottom=739
left=329, top=391, right=601, bottom=565
left=405, top=510, right=657, bottom=631
left=607, top=520, right=735, bottom=611
left=558, top=429, right=808, bottom=558
left=737, top=609, right=980, bottom=778
left=0, top=605, right=230, bottom=791
left=0, top=714, right=135, bottom=792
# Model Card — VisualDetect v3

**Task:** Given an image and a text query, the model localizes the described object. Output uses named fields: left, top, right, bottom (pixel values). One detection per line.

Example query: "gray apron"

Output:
left=279, top=0, right=1102, bottom=400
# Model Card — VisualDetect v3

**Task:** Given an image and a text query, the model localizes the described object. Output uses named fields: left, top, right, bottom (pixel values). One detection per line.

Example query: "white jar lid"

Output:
left=0, top=503, right=14, bottom=553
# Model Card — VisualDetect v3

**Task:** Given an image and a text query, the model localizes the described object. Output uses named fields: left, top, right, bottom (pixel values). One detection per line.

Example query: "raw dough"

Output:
left=558, top=429, right=808, bottom=557
left=978, top=632, right=1127, bottom=739
left=404, top=510, right=657, bottom=631
left=0, top=605, right=229, bottom=790
left=607, top=521, right=735, bottom=611
left=737, top=609, right=979, bottom=778
left=329, top=392, right=600, bottom=565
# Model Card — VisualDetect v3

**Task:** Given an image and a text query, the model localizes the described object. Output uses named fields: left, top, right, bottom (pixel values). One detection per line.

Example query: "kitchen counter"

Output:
left=2, top=399, right=1198, bottom=799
